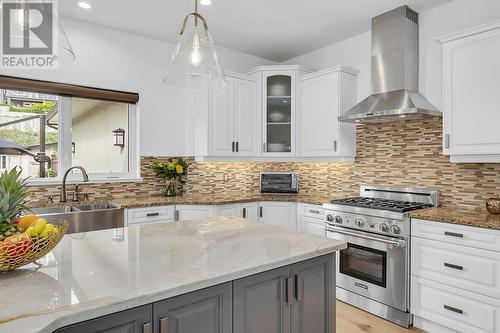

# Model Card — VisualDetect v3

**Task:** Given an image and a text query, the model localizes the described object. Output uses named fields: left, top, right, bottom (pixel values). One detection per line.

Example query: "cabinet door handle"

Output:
left=295, top=274, right=302, bottom=302
left=143, top=323, right=152, bottom=333
left=286, top=277, right=293, bottom=305
left=232, top=141, right=235, bottom=152
left=146, top=212, right=159, bottom=217
left=444, top=134, right=450, bottom=149
left=444, top=262, right=463, bottom=271
left=444, top=305, right=463, bottom=315
left=174, top=210, right=179, bottom=221
left=333, top=140, right=337, bottom=152
left=236, top=141, right=239, bottom=152
left=444, top=231, right=463, bottom=238
left=243, top=207, right=247, bottom=218
left=259, top=206, right=263, bottom=218
left=160, top=317, right=169, bottom=333
left=309, top=209, right=320, bottom=214
left=262, top=142, right=266, bottom=153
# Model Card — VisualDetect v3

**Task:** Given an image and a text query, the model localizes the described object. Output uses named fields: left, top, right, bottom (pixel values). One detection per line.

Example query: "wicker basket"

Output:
left=0, top=220, right=69, bottom=272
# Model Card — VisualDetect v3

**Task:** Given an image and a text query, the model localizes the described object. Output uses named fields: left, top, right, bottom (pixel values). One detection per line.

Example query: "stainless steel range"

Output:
left=323, top=185, right=438, bottom=327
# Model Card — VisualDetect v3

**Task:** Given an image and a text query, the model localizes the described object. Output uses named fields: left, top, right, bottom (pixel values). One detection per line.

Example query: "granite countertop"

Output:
left=110, top=192, right=343, bottom=208
left=409, top=207, right=500, bottom=230
left=0, top=217, right=346, bottom=333
left=28, top=192, right=343, bottom=210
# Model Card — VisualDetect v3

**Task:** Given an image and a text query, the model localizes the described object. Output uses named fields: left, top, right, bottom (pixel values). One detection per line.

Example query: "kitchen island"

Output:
left=0, top=216, right=346, bottom=333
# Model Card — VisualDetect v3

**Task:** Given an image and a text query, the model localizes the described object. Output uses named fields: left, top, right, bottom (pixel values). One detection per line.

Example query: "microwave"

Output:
left=260, top=172, right=299, bottom=194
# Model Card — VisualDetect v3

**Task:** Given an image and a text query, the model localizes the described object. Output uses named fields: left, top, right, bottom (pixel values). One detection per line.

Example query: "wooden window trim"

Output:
left=0, top=75, right=139, bottom=104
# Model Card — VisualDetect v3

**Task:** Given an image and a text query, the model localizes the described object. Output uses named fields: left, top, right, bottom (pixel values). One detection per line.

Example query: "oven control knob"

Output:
left=335, top=215, right=343, bottom=224
left=370, top=223, right=376, bottom=228
left=326, top=214, right=334, bottom=223
left=390, top=225, right=401, bottom=235
left=379, top=223, right=389, bottom=232
left=355, top=218, right=365, bottom=228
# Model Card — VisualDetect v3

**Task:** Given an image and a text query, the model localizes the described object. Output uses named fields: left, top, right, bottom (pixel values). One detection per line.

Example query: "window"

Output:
left=0, top=89, right=59, bottom=178
left=0, top=155, right=6, bottom=170
left=0, top=86, right=138, bottom=182
left=70, top=98, right=131, bottom=176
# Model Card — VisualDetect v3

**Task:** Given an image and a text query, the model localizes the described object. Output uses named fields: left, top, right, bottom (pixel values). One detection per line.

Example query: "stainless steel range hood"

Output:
left=339, top=6, right=440, bottom=123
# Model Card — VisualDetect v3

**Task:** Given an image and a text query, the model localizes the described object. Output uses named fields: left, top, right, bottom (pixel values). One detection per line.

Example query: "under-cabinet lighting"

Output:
left=78, top=2, right=92, bottom=9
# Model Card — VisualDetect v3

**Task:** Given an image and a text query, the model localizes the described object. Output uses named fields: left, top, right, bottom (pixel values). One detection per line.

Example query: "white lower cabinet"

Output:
left=213, top=203, right=260, bottom=221
left=125, top=205, right=175, bottom=226
left=412, top=277, right=500, bottom=333
left=239, top=202, right=259, bottom=221
left=411, top=219, right=500, bottom=333
left=412, top=237, right=500, bottom=299
left=258, top=202, right=297, bottom=230
left=215, top=204, right=241, bottom=217
left=297, top=203, right=325, bottom=237
left=176, top=205, right=215, bottom=221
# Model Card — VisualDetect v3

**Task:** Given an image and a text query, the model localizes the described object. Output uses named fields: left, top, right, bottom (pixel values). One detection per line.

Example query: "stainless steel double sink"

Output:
left=31, top=202, right=124, bottom=234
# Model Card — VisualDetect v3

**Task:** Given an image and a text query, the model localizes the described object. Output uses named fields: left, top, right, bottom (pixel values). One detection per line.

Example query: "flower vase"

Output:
left=165, top=181, right=178, bottom=197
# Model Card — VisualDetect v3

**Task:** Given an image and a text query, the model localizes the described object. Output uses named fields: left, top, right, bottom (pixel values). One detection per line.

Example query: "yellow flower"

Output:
left=176, top=165, right=184, bottom=174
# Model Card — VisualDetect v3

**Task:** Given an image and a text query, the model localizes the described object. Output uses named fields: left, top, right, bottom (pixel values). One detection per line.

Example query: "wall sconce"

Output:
left=112, top=128, right=125, bottom=148
left=72, top=142, right=76, bottom=154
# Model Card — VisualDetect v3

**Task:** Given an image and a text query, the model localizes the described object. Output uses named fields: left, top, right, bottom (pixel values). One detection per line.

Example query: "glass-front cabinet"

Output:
left=265, top=73, right=293, bottom=154
left=247, top=66, right=311, bottom=156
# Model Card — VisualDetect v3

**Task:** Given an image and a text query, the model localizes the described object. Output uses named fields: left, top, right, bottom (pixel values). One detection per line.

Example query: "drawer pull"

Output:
left=243, top=207, right=247, bottom=218
left=143, top=323, right=152, bottom=333
left=160, top=317, right=168, bottom=333
left=355, top=282, right=368, bottom=290
left=444, top=305, right=463, bottom=315
left=444, top=231, right=463, bottom=238
left=444, top=262, right=463, bottom=271
left=309, top=209, right=320, bottom=214
left=295, top=274, right=302, bottom=302
left=286, top=277, right=293, bottom=305
left=146, top=212, right=160, bottom=217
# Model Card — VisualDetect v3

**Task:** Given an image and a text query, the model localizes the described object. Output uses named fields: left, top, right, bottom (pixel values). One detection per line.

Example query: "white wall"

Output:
left=0, top=18, right=275, bottom=157
left=72, top=102, right=129, bottom=173
left=283, top=0, right=500, bottom=111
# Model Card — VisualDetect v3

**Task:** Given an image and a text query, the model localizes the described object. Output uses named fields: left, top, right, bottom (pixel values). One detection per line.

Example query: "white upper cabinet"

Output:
left=233, top=78, right=259, bottom=156
left=247, top=65, right=312, bottom=157
left=297, top=66, right=358, bottom=160
left=440, top=21, right=500, bottom=163
left=208, top=79, right=233, bottom=156
left=208, top=72, right=259, bottom=157
left=203, top=65, right=358, bottom=162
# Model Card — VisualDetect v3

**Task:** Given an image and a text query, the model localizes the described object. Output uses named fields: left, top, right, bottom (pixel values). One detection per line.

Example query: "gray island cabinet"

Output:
left=1, top=217, right=345, bottom=333
left=56, top=255, right=334, bottom=333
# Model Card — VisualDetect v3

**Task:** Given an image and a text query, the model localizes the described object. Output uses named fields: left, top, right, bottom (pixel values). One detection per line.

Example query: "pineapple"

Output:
left=0, top=168, right=31, bottom=240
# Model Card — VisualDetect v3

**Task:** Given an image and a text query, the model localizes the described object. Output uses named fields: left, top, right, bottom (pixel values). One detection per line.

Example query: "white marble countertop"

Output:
left=0, top=217, right=346, bottom=333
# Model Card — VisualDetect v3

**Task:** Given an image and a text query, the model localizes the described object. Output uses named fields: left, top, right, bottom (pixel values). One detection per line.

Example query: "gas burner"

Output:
left=330, top=197, right=433, bottom=212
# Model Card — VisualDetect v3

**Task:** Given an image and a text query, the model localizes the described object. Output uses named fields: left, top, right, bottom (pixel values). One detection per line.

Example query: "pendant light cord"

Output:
left=194, top=0, right=198, bottom=27
left=179, top=0, right=209, bottom=36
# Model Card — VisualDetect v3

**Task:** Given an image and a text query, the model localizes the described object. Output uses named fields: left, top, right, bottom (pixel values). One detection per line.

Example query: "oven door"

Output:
left=326, top=225, right=408, bottom=311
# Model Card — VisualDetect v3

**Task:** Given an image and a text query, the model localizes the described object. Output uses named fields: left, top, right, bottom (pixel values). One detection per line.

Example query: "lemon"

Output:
left=32, top=219, right=47, bottom=235
left=40, top=224, right=55, bottom=238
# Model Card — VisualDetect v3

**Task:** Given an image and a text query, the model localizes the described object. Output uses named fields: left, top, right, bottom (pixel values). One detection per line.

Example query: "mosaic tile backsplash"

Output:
left=28, top=118, right=500, bottom=211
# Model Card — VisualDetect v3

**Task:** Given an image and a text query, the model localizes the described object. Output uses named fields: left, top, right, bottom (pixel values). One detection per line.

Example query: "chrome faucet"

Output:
left=60, top=166, right=89, bottom=203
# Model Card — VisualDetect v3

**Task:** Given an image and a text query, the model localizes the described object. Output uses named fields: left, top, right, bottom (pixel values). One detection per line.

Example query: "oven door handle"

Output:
left=325, top=225, right=407, bottom=248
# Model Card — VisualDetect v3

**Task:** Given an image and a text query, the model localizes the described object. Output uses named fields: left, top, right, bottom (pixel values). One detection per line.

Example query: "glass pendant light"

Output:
left=164, top=0, right=227, bottom=90
left=3, top=0, right=75, bottom=64
left=56, top=12, right=76, bottom=64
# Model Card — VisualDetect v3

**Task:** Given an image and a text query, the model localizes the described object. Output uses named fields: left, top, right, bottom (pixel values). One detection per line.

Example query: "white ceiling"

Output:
left=60, top=0, right=452, bottom=62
